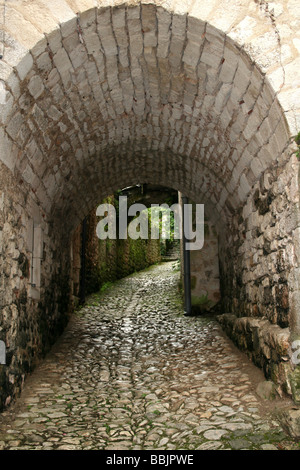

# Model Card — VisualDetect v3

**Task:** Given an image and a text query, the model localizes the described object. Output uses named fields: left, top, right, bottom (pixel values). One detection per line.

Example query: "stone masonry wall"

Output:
left=0, top=160, right=72, bottom=410
left=218, top=150, right=300, bottom=396
left=71, top=201, right=162, bottom=299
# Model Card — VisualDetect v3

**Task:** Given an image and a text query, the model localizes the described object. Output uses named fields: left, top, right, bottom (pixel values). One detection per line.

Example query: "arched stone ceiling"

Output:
left=0, top=0, right=297, bottom=232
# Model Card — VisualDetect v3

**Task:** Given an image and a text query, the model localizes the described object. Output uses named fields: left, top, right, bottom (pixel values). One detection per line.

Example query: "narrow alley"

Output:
left=0, top=262, right=298, bottom=451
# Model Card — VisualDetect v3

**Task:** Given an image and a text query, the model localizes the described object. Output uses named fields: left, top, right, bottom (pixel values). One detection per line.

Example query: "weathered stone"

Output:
left=217, top=313, right=293, bottom=393
left=256, top=381, right=277, bottom=401
left=279, top=408, right=300, bottom=438
left=289, top=367, right=300, bottom=405
left=0, top=262, right=296, bottom=450
left=203, top=429, right=228, bottom=440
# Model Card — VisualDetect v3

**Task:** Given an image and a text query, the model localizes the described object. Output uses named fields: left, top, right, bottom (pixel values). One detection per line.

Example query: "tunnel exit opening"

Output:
left=71, top=184, right=181, bottom=303
left=71, top=185, right=221, bottom=321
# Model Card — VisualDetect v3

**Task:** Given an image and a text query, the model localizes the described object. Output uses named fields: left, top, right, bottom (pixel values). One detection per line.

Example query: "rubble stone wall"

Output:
left=218, top=152, right=300, bottom=395
left=0, top=160, right=71, bottom=410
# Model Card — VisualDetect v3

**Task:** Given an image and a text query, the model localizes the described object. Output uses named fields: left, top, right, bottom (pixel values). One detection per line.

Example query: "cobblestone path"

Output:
left=0, top=262, right=299, bottom=450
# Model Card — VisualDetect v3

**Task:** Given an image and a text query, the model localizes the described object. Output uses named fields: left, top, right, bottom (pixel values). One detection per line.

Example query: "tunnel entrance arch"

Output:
left=0, top=0, right=300, bottom=408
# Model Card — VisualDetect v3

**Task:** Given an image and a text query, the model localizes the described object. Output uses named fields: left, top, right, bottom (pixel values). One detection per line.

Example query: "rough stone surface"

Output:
left=279, top=408, right=300, bottom=439
left=0, top=263, right=299, bottom=450
left=217, top=313, right=293, bottom=395
left=256, top=381, right=277, bottom=401
left=0, top=0, right=300, bottom=412
left=0, top=160, right=71, bottom=410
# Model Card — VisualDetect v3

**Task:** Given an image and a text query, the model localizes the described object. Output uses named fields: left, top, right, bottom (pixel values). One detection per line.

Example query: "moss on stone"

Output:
left=290, top=366, right=300, bottom=405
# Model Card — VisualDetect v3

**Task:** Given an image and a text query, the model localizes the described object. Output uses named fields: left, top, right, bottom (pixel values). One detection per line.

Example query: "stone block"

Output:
left=98, top=27, right=118, bottom=56
left=5, top=5, right=43, bottom=49
left=78, top=6, right=96, bottom=30
left=169, top=37, right=185, bottom=72
left=157, top=8, right=171, bottom=59
left=214, top=83, right=231, bottom=114
left=141, top=4, right=157, bottom=48
left=233, top=58, right=252, bottom=96
left=22, top=163, right=37, bottom=186
left=128, top=18, right=143, bottom=57
left=53, top=48, right=73, bottom=74
left=15, top=53, right=33, bottom=81
left=83, top=31, right=102, bottom=56
left=201, top=42, right=222, bottom=68
left=60, top=16, right=77, bottom=38
left=47, top=105, right=63, bottom=122
left=183, top=41, right=202, bottom=68
left=36, top=51, right=52, bottom=74
left=69, top=44, right=88, bottom=70
left=219, top=61, right=236, bottom=84
left=0, top=90, right=14, bottom=127
left=6, top=112, right=23, bottom=141
left=28, top=75, right=45, bottom=100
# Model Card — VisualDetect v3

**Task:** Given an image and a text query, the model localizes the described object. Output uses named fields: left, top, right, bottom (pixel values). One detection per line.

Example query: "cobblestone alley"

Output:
left=0, top=262, right=299, bottom=451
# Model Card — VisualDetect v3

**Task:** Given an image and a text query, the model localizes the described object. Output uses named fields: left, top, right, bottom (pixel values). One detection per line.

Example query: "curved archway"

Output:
left=0, top=0, right=299, bottom=406
left=0, top=5, right=292, bottom=224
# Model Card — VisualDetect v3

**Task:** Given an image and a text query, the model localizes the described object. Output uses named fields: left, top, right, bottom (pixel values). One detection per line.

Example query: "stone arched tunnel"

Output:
left=0, top=0, right=300, bottom=412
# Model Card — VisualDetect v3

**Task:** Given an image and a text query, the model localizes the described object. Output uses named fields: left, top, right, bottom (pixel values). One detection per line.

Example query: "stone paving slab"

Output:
left=0, top=262, right=299, bottom=450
